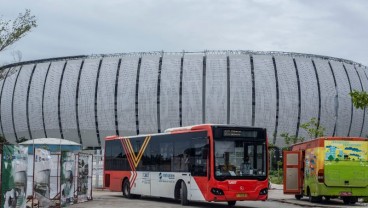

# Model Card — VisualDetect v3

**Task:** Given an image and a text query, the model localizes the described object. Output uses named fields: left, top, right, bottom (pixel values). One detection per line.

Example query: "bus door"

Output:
left=188, top=136, right=209, bottom=201
left=283, top=151, right=302, bottom=195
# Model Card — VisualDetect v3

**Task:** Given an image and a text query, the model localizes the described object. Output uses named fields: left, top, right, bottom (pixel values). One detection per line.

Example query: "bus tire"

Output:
left=180, top=181, right=189, bottom=206
left=122, top=179, right=132, bottom=199
left=228, top=201, right=236, bottom=206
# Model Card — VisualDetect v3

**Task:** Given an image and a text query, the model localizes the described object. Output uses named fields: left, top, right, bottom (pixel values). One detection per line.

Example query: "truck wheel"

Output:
left=122, top=179, right=132, bottom=199
left=295, top=195, right=302, bottom=200
left=180, top=181, right=189, bottom=206
left=342, top=197, right=350, bottom=204
left=324, top=196, right=330, bottom=201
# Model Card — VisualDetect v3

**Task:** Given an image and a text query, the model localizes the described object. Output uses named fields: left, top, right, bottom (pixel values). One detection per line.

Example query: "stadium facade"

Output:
left=0, top=51, right=367, bottom=148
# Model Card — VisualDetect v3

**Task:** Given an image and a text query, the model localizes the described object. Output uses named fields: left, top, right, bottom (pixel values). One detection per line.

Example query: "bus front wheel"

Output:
left=228, top=201, right=236, bottom=206
left=180, top=181, right=189, bottom=206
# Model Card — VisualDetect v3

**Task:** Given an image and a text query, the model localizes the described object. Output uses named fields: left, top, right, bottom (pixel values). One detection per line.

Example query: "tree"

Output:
left=0, top=9, right=37, bottom=52
left=16, top=136, right=28, bottom=143
left=350, top=90, right=368, bottom=110
left=300, top=117, right=325, bottom=139
left=280, top=132, right=304, bottom=146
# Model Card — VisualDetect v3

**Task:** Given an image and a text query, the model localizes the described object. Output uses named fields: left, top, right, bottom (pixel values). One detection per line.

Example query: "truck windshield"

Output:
left=214, top=139, right=266, bottom=180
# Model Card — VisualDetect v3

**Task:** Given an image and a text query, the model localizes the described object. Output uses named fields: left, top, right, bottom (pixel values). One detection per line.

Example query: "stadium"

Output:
left=0, top=50, right=367, bottom=148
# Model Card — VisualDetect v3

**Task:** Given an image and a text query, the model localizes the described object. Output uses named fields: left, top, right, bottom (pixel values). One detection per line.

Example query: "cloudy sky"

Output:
left=1, top=0, right=367, bottom=66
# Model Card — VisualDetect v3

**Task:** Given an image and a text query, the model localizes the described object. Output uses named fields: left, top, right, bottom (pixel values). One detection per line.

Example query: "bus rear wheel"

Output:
left=227, top=201, right=236, bottom=206
left=180, top=181, right=189, bottom=206
left=122, top=179, right=132, bottom=198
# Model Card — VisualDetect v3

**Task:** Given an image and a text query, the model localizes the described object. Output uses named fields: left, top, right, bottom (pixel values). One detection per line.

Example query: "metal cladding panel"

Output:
left=44, top=61, right=64, bottom=139
left=314, top=59, right=336, bottom=136
left=295, top=57, right=319, bottom=140
left=97, top=57, right=119, bottom=140
left=355, top=66, right=368, bottom=137
left=60, top=60, right=82, bottom=143
left=13, top=64, right=34, bottom=139
left=1, top=66, right=21, bottom=143
left=78, top=58, right=100, bottom=147
left=329, top=61, right=351, bottom=136
left=229, top=54, right=252, bottom=126
left=182, top=54, right=203, bottom=126
left=0, top=73, right=5, bottom=135
left=205, top=54, right=227, bottom=124
left=160, top=55, right=181, bottom=131
left=344, top=64, right=363, bottom=136
left=253, top=55, right=276, bottom=141
left=28, top=63, right=49, bottom=138
left=275, top=56, right=298, bottom=146
left=117, top=56, right=139, bottom=136
left=138, top=55, right=160, bottom=134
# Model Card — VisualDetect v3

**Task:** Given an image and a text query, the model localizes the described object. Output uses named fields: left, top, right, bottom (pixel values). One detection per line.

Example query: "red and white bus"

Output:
left=104, top=124, right=269, bottom=206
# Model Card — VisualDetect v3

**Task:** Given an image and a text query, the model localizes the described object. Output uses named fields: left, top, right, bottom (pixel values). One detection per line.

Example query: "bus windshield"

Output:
left=213, top=128, right=267, bottom=180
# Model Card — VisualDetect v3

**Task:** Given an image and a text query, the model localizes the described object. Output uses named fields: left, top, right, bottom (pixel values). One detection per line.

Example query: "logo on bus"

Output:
left=159, top=172, right=175, bottom=183
left=228, top=181, right=237, bottom=184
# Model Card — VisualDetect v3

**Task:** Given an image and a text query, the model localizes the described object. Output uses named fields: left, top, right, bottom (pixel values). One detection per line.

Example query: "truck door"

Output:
left=283, top=151, right=302, bottom=194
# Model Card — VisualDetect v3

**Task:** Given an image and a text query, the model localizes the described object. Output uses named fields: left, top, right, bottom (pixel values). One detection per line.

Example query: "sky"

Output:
left=0, top=0, right=368, bottom=66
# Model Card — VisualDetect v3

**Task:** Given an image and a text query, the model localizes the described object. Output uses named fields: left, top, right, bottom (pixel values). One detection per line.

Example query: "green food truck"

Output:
left=283, top=137, right=368, bottom=204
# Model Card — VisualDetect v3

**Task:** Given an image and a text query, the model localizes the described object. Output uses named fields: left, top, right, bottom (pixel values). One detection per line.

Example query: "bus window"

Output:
left=189, top=137, right=208, bottom=177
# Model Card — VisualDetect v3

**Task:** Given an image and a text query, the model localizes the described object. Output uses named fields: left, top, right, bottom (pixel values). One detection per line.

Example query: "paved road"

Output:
left=69, top=184, right=367, bottom=208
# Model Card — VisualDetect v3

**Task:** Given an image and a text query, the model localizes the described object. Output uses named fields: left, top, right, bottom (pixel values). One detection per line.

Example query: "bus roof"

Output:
left=105, top=124, right=265, bottom=140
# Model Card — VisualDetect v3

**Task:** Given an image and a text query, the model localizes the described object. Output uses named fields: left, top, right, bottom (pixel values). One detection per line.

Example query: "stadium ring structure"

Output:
left=0, top=50, right=367, bottom=148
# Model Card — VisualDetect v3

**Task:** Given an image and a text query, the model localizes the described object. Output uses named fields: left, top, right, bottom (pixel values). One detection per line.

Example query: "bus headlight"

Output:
left=211, top=188, right=224, bottom=195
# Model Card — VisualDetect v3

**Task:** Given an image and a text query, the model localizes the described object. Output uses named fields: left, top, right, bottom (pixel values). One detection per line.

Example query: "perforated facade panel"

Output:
left=229, top=54, right=252, bottom=126
left=160, top=55, right=181, bottom=131
left=28, top=63, right=49, bottom=139
left=117, top=56, right=139, bottom=136
left=1, top=66, right=21, bottom=143
left=138, top=55, right=160, bottom=134
left=329, top=61, right=351, bottom=136
left=295, top=57, right=319, bottom=140
left=205, top=54, right=227, bottom=124
left=355, top=66, right=368, bottom=137
left=60, top=60, right=82, bottom=143
left=344, top=64, right=363, bottom=137
left=182, top=54, right=203, bottom=126
left=0, top=71, right=5, bottom=135
left=13, top=64, right=34, bottom=139
left=0, top=51, right=367, bottom=147
left=313, top=59, right=336, bottom=136
left=97, top=57, right=119, bottom=140
left=43, top=61, right=65, bottom=138
left=275, top=56, right=298, bottom=146
left=253, top=55, right=276, bottom=142
left=78, top=58, right=100, bottom=146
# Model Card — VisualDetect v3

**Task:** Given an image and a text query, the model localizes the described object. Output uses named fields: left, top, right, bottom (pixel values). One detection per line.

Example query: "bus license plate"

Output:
left=236, top=193, right=247, bottom=197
